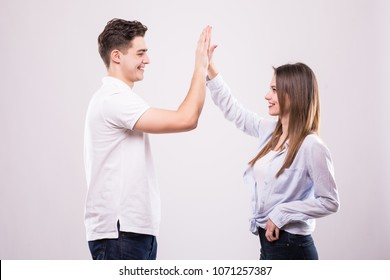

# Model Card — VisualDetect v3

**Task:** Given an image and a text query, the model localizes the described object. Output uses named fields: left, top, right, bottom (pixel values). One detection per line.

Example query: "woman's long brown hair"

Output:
left=249, top=63, right=320, bottom=177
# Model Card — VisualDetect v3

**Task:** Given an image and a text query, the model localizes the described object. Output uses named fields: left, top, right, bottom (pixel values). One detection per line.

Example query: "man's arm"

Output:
left=134, top=26, right=211, bottom=133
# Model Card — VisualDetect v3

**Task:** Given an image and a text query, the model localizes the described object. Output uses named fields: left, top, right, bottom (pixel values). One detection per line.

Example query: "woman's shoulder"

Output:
left=301, top=134, right=330, bottom=153
left=303, top=133, right=322, bottom=144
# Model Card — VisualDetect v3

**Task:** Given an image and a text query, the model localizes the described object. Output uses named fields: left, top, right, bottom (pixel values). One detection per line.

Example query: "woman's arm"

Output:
left=268, top=138, right=340, bottom=229
left=206, top=44, right=276, bottom=138
left=206, top=59, right=276, bottom=138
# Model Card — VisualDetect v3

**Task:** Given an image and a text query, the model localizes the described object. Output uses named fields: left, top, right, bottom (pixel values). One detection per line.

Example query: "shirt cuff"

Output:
left=206, top=73, right=224, bottom=90
left=130, top=105, right=150, bottom=130
left=268, top=206, right=289, bottom=229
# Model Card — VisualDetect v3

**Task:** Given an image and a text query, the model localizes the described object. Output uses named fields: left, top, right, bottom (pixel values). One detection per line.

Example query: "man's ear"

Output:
left=110, top=49, right=121, bottom=65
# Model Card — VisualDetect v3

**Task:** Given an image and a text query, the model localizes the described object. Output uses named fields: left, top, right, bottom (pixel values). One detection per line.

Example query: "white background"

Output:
left=0, top=0, right=389, bottom=259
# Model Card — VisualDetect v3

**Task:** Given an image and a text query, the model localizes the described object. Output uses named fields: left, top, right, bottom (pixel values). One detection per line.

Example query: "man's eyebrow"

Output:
left=137, top=49, right=148, bottom=53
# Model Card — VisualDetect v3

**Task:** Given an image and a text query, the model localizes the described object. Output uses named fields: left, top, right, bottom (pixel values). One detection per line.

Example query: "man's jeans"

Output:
left=88, top=228, right=157, bottom=260
left=258, top=227, right=318, bottom=260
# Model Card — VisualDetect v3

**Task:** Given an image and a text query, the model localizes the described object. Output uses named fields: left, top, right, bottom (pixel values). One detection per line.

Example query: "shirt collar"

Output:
left=275, top=140, right=289, bottom=156
left=102, top=76, right=133, bottom=92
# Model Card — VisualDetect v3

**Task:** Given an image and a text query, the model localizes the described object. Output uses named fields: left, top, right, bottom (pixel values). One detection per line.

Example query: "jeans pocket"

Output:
left=88, top=239, right=107, bottom=260
left=295, top=235, right=318, bottom=260
left=297, top=235, right=315, bottom=248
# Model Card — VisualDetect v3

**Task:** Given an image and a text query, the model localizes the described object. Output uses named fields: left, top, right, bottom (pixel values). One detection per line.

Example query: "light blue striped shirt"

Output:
left=207, top=74, right=340, bottom=235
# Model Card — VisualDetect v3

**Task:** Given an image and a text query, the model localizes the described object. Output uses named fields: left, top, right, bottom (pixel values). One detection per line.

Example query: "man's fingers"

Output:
left=197, top=27, right=207, bottom=47
left=198, top=26, right=211, bottom=54
left=206, top=26, right=212, bottom=48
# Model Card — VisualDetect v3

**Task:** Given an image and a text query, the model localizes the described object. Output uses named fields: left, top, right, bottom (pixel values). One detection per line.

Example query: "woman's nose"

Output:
left=265, top=90, right=272, bottom=100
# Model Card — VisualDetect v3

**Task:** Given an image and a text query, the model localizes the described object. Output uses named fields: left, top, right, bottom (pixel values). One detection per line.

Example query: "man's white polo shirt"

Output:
left=84, top=76, right=160, bottom=241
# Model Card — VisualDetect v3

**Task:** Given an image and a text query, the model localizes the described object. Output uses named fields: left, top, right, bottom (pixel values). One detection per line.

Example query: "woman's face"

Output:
left=265, top=74, right=290, bottom=119
left=265, top=75, right=280, bottom=116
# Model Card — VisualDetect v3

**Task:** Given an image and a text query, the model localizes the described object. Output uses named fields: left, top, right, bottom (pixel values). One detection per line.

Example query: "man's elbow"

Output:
left=182, top=117, right=198, bottom=131
left=176, top=110, right=200, bottom=131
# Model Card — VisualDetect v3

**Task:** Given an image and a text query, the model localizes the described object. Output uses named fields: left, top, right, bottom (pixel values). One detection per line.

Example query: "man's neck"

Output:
left=107, top=69, right=134, bottom=88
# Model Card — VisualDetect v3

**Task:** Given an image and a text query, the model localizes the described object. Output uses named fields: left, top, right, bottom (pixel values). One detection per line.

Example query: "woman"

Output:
left=206, top=53, right=340, bottom=259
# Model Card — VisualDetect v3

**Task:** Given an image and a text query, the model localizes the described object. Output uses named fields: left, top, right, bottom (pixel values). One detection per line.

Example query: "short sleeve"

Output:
left=102, top=91, right=150, bottom=130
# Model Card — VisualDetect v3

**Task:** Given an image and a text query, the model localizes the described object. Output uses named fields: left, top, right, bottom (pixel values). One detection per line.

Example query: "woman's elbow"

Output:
left=327, top=198, right=340, bottom=214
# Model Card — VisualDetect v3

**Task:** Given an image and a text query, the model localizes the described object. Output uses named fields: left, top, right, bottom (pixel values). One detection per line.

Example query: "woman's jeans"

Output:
left=258, top=227, right=318, bottom=260
left=88, top=223, right=157, bottom=260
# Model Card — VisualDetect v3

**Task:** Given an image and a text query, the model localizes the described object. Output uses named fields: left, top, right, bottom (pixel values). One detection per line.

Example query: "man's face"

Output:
left=119, top=36, right=150, bottom=87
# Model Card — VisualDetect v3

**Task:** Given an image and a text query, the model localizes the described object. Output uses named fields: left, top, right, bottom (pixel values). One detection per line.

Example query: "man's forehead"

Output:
left=130, top=36, right=147, bottom=50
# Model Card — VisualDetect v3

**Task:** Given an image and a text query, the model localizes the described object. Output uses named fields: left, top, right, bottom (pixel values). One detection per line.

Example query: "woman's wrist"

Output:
left=208, top=63, right=219, bottom=79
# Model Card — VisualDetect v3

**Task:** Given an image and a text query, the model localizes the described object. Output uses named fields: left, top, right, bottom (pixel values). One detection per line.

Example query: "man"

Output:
left=84, top=18, right=212, bottom=259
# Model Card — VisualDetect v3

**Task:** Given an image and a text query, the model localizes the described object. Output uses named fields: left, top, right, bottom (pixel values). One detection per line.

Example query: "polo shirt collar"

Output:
left=102, top=76, right=133, bottom=92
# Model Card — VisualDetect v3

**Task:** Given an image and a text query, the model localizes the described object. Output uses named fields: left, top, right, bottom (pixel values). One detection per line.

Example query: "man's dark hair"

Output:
left=98, top=18, right=148, bottom=68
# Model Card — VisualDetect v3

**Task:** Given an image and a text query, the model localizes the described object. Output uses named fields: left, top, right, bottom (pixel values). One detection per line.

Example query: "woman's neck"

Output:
left=280, top=115, right=289, bottom=138
left=274, top=115, right=289, bottom=151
